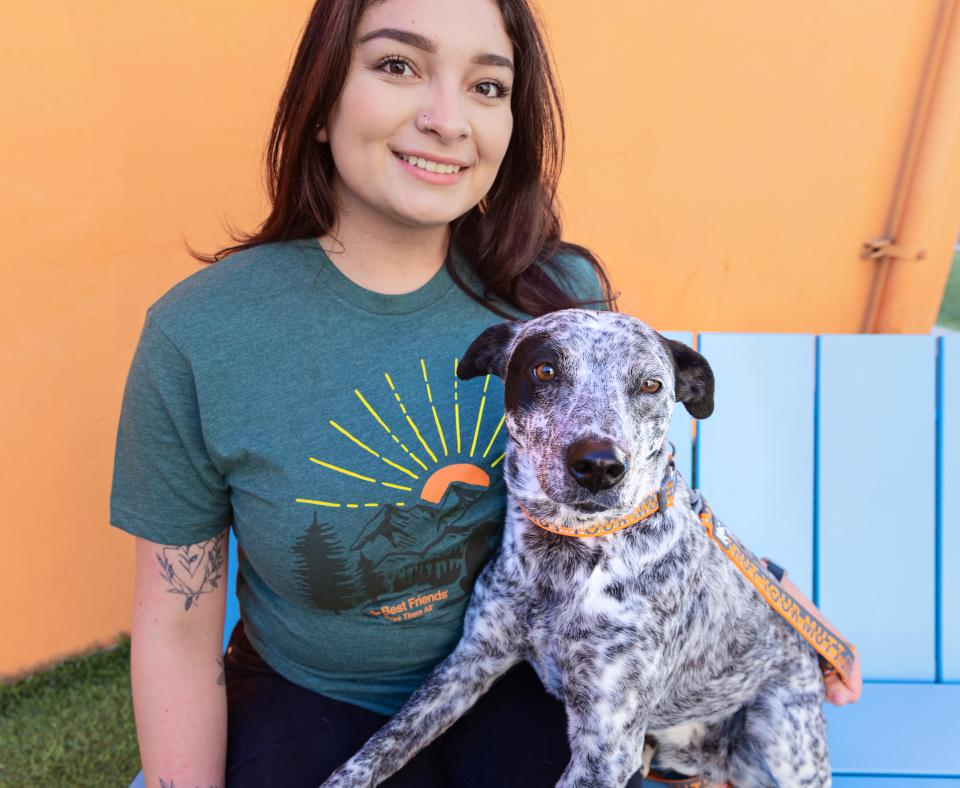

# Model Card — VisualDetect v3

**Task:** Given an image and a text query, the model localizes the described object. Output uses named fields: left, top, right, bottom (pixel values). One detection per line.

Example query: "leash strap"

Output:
left=693, top=494, right=857, bottom=684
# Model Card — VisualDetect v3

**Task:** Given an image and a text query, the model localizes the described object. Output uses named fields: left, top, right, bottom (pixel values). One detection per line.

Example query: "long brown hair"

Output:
left=192, top=0, right=616, bottom=318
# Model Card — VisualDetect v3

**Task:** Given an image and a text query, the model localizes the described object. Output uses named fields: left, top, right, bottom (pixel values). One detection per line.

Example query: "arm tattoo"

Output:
left=159, top=781, right=219, bottom=788
left=216, top=656, right=225, bottom=686
left=155, top=532, right=225, bottom=611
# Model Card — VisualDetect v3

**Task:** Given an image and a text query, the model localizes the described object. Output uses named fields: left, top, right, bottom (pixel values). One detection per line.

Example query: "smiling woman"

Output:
left=190, top=0, right=613, bottom=315
left=110, top=0, right=617, bottom=787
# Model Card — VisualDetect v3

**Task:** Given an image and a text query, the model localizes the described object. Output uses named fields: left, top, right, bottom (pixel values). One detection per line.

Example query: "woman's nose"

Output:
left=419, top=84, right=470, bottom=141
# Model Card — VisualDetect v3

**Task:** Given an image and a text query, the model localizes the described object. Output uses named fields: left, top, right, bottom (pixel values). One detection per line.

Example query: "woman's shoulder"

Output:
left=144, top=238, right=317, bottom=348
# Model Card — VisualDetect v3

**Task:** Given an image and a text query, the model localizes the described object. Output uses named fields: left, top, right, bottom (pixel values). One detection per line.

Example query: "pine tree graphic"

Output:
left=293, top=512, right=365, bottom=613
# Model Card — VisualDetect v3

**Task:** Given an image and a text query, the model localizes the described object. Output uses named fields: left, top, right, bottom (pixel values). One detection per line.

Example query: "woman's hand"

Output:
left=823, top=650, right=862, bottom=706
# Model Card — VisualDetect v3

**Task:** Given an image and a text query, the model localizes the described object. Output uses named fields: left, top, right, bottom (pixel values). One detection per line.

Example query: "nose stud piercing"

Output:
left=419, top=113, right=432, bottom=132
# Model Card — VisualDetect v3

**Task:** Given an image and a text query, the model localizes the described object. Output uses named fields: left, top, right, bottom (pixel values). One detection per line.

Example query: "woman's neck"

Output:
left=318, top=208, right=450, bottom=296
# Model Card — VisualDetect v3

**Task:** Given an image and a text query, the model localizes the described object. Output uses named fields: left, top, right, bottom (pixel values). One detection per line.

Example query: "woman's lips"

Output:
left=393, top=151, right=467, bottom=185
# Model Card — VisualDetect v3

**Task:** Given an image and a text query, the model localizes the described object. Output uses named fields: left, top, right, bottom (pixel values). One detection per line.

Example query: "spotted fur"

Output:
left=321, top=310, right=829, bottom=788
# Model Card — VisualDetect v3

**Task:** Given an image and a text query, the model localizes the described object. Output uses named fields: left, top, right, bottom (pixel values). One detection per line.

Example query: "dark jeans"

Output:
left=224, top=620, right=645, bottom=787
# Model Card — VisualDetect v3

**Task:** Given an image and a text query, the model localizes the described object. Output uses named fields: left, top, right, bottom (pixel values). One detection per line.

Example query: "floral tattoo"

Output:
left=155, top=532, right=225, bottom=611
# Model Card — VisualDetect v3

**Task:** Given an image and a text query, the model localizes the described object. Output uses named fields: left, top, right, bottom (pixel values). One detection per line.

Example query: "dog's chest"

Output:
left=516, top=544, right=671, bottom=701
left=502, top=515, right=796, bottom=720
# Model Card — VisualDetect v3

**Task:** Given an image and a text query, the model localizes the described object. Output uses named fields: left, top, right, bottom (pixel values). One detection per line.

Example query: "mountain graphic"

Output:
left=351, top=481, right=491, bottom=562
left=294, top=479, right=504, bottom=617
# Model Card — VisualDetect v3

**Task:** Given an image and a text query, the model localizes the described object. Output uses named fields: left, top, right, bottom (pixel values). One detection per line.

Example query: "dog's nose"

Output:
left=565, top=439, right=627, bottom=492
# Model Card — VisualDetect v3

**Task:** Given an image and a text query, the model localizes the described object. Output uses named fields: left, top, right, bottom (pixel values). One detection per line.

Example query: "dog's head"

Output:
left=458, top=310, right=713, bottom=521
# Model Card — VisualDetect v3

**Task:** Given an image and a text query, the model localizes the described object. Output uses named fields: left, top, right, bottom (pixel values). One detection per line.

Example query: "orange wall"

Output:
left=2, top=1, right=959, bottom=675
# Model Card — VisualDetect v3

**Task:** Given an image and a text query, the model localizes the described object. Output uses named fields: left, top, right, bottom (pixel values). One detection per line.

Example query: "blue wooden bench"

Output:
left=136, top=332, right=960, bottom=786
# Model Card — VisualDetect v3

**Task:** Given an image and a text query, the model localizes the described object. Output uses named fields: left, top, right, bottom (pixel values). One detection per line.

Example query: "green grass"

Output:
left=937, top=250, right=960, bottom=331
left=0, top=634, right=140, bottom=788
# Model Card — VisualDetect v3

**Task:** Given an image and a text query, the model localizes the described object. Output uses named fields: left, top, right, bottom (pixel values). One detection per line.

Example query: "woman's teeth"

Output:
left=397, top=153, right=462, bottom=175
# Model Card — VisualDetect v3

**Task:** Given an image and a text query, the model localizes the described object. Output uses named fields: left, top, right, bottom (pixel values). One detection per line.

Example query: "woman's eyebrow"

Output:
left=357, top=27, right=514, bottom=72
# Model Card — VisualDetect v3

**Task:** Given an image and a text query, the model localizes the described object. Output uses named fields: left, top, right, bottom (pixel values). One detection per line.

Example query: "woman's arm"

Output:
left=131, top=530, right=229, bottom=787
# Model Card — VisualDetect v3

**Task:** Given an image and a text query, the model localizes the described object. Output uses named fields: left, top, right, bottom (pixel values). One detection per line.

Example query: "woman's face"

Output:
left=317, top=0, right=515, bottom=233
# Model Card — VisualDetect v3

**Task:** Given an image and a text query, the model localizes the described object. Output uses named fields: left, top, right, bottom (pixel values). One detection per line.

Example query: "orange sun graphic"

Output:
left=419, top=464, right=491, bottom=503
left=296, top=356, right=504, bottom=511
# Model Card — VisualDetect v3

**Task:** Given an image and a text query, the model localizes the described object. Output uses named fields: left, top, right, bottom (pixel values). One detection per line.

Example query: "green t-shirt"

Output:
left=110, top=237, right=603, bottom=715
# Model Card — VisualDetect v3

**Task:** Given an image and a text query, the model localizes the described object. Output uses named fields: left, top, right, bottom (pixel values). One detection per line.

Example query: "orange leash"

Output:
left=695, top=497, right=857, bottom=684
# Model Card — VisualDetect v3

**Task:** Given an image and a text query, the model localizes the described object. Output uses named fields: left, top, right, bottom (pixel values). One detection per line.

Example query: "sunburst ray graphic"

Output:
left=296, top=356, right=505, bottom=510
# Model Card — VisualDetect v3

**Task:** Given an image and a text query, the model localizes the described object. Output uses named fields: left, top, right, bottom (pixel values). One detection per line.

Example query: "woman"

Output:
left=110, top=1, right=858, bottom=786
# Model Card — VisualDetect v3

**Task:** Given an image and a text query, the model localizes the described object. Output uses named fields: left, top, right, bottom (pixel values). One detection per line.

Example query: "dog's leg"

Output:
left=556, top=718, right=649, bottom=788
left=740, top=695, right=830, bottom=787
left=320, top=567, right=525, bottom=788
left=728, top=668, right=831, bottom=787
left=555, top=676, right=651, bottom=788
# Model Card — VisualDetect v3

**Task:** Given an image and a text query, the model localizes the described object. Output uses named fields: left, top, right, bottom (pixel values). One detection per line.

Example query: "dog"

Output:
left=321, top=309, right=830, bottom=787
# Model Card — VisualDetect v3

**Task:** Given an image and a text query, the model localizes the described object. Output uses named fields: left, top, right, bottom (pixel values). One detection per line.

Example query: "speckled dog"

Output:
left=321, top=310, right=830, bottom=788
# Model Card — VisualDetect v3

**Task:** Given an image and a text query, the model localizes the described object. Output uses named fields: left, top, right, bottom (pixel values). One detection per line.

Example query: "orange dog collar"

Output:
left=520, top=466, right=676, bottom=538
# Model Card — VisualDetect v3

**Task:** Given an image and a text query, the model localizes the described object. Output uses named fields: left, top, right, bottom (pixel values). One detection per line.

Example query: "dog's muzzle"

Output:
left=565, top=437, right=628, bottom=493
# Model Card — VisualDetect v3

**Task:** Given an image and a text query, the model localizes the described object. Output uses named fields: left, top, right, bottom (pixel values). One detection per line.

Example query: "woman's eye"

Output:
left=475, top=80, right=511, bottom=100
left=639, top=379, right=662, bottom=393
left=533, top=362, right=557, bottom=382
left=378, top=57, right=415, bottom=78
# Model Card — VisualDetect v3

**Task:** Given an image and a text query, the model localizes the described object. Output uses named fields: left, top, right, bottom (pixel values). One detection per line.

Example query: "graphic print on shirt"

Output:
left=293, top=356, right=506, bottom=625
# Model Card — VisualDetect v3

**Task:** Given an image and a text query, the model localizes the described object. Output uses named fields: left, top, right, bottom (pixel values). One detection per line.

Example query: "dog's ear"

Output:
left=659, top=336, right=715, bottom=419
left=457, top=322, right=521, bottom=380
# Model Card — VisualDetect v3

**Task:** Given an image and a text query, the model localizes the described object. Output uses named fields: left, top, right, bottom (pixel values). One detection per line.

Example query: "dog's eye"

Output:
left=533, top=362, right=557, bottom=382
left=639, top=379, right=661, bottom=393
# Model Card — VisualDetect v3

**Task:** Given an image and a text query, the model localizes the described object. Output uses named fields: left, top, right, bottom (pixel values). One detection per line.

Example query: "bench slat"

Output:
left=696, top=333, right=816, bottom=595
left=834, top=778, right=960, bottom=786
left=825, top=682, right=960, bottom=776
left=943, top=335, right=960, bottom=680
left=818, top=336, right=937, bottom=680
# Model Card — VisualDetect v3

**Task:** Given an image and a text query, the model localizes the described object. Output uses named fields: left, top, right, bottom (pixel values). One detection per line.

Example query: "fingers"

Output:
left=823, top=666, right=862, bottom=705
left=843, top=658, right=864, bottom=702
left=824, top=673, right=854, bottom=706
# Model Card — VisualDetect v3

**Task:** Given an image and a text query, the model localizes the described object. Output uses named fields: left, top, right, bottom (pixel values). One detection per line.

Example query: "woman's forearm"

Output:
left=131, top=620, right=227, bottom=787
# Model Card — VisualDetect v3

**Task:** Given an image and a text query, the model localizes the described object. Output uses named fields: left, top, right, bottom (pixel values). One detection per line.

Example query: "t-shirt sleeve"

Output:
left=110, top=310, right=232, bottom=546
